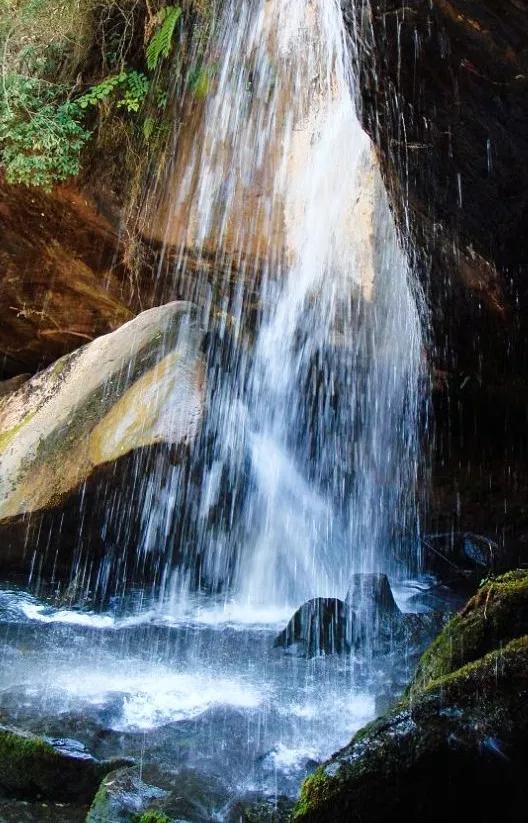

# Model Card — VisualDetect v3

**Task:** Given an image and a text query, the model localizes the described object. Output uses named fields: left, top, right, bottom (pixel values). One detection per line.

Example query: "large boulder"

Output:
left=0, top=301, right=203, bottom=520
left=294, top=570, right=528, bottom=822
left=0, top=301, right=204, bottom=578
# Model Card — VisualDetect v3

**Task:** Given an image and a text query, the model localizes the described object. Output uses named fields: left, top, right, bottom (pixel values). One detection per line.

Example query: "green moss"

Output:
left=0, top=725, right=68, bottom=798
left=136, top=811, right=172, bottom=823
left=0, top=727, right=55, bottom=763
left=422, top=633, right=528, bottom=696
left=0, top=410, right=37, bottom=452
left=85, top=778, right=110, bottom=822
left=293, top=767, right=340, bottom=820
left=410, top=569, right=528, bottom=694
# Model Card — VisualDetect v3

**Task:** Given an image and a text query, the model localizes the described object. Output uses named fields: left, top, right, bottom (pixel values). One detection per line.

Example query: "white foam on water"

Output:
left=54, top=667, right=265, bottom=731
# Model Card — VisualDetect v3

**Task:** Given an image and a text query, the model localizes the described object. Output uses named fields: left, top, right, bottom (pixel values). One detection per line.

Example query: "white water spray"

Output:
left=156, top=0, right=425, bottom=609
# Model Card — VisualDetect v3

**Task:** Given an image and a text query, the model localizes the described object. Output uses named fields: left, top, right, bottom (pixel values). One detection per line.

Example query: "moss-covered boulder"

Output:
left=0, top=725, right=132, bottom=802
left=411, top=569, right=528, bottom=693
left=294, top=570, right=528, bottom=822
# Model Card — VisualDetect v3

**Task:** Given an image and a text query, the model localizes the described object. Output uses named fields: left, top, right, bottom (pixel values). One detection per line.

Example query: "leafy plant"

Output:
left=0, top=76, right=90, bottom=188
left=77, top=70, right=149, bottom=113
left=146, top=5, right=182, bottom=71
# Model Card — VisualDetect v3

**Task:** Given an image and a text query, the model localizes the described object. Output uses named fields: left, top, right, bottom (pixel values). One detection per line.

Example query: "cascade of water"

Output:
left=147, top=0, right=425, bottom=610
left=0, top=2, right=430, bottom=807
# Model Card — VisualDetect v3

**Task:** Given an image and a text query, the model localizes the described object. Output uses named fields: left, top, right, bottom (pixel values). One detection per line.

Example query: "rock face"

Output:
left=294, top=570, right=528, bottom=822
left=0, top=725, right=131, bottom=802
left=0, top=302, right=204, bottom=579
left=343, top=0, right=528, bottom=561
left=346, top=0, right=528, bottom=381
left=0, top=179, right=144, bottom=378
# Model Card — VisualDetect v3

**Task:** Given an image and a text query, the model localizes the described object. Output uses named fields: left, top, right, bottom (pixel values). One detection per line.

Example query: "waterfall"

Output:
left=0, top=1, right=431, bottom=810
left=146, top=0, right=425, bottom=610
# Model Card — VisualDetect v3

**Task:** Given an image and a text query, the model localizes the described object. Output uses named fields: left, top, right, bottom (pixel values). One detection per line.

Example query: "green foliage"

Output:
left=136, top=811, right=172, bottom=823
left=0, top=76, right=91, bottom=188
left=146, top=5, right=182, bottom=71
left=77, top=70, right=150, bottom=114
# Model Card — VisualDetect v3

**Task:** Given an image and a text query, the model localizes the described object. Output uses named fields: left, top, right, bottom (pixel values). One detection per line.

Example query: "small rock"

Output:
left=273, top=598, right=351, bottom=657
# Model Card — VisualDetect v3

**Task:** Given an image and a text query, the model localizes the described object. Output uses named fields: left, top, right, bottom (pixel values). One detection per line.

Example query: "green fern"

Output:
left=116, top=70, right=149, bottom=112
left=146, top=6, right=182, bottom=72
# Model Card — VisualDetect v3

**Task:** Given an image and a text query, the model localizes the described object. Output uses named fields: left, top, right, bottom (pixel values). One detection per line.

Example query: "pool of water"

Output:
left=0, top=581, right=433, bottom=817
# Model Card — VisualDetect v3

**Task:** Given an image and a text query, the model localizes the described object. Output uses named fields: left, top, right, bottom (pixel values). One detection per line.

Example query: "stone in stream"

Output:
left=0, top=301, right=205, bottom=580
left=0, top=725, right=132, bottom=802
left=275, top=575, right=440, bottom=658
left=273, top=598, right=352, bottom=657
left=293, top=570, right=528, bottom=823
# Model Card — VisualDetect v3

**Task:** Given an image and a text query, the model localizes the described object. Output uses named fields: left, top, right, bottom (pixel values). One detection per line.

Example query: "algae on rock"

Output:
left=294, top=570, right=528, bottom=823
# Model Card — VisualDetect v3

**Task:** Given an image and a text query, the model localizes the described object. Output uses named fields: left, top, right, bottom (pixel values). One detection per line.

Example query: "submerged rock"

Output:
left=294, top=569, right=528, bottom=822
left=0, top=725, right=131, bottom=802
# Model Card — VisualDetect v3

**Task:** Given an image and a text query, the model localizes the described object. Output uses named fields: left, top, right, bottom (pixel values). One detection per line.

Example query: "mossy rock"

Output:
left=87, top=765, right=230, bottom=823
left=0, top=725, right=131, bottom=802
left=294, top=571, right=528, bottom=822
left=411, top=569, right=528, bottom=693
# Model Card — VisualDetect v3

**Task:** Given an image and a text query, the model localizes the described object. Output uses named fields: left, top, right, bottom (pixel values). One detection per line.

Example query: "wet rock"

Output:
left=275, top=576, right=440, bottom=658
left=0, top=725, right=132, bottom=802
left=273, top=598, right=351, bottom=657
left=345, top=573, right=401, bottom=649
left=345, top=573, right=399, bottom=617
left=86, top=766, right=168, bottom=823
left=294, top=570, right=528, bottom=822
left=227, top=792, right=294, bottom=823
left=87, top=765, right=230, bottom=823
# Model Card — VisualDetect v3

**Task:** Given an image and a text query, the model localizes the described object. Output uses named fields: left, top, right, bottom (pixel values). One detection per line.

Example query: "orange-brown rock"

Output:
left=0, top=176, right=147, bottom=378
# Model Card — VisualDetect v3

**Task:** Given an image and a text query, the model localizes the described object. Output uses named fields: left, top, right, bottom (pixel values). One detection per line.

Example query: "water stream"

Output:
left=0, top=0, right=429, bottom=816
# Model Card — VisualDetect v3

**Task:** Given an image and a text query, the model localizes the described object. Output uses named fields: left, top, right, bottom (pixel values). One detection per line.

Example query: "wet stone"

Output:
left=0, top=724, right=133, bottom=802
left=88, top=765, right=231, bottom=823
left=273, top=598, right=351, bottom=657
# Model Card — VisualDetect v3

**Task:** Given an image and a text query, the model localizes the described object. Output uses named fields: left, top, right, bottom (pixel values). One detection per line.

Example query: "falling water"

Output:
left=0, top=0, right=428, bottom=814
left=147, top=0, right=425, bottom=609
